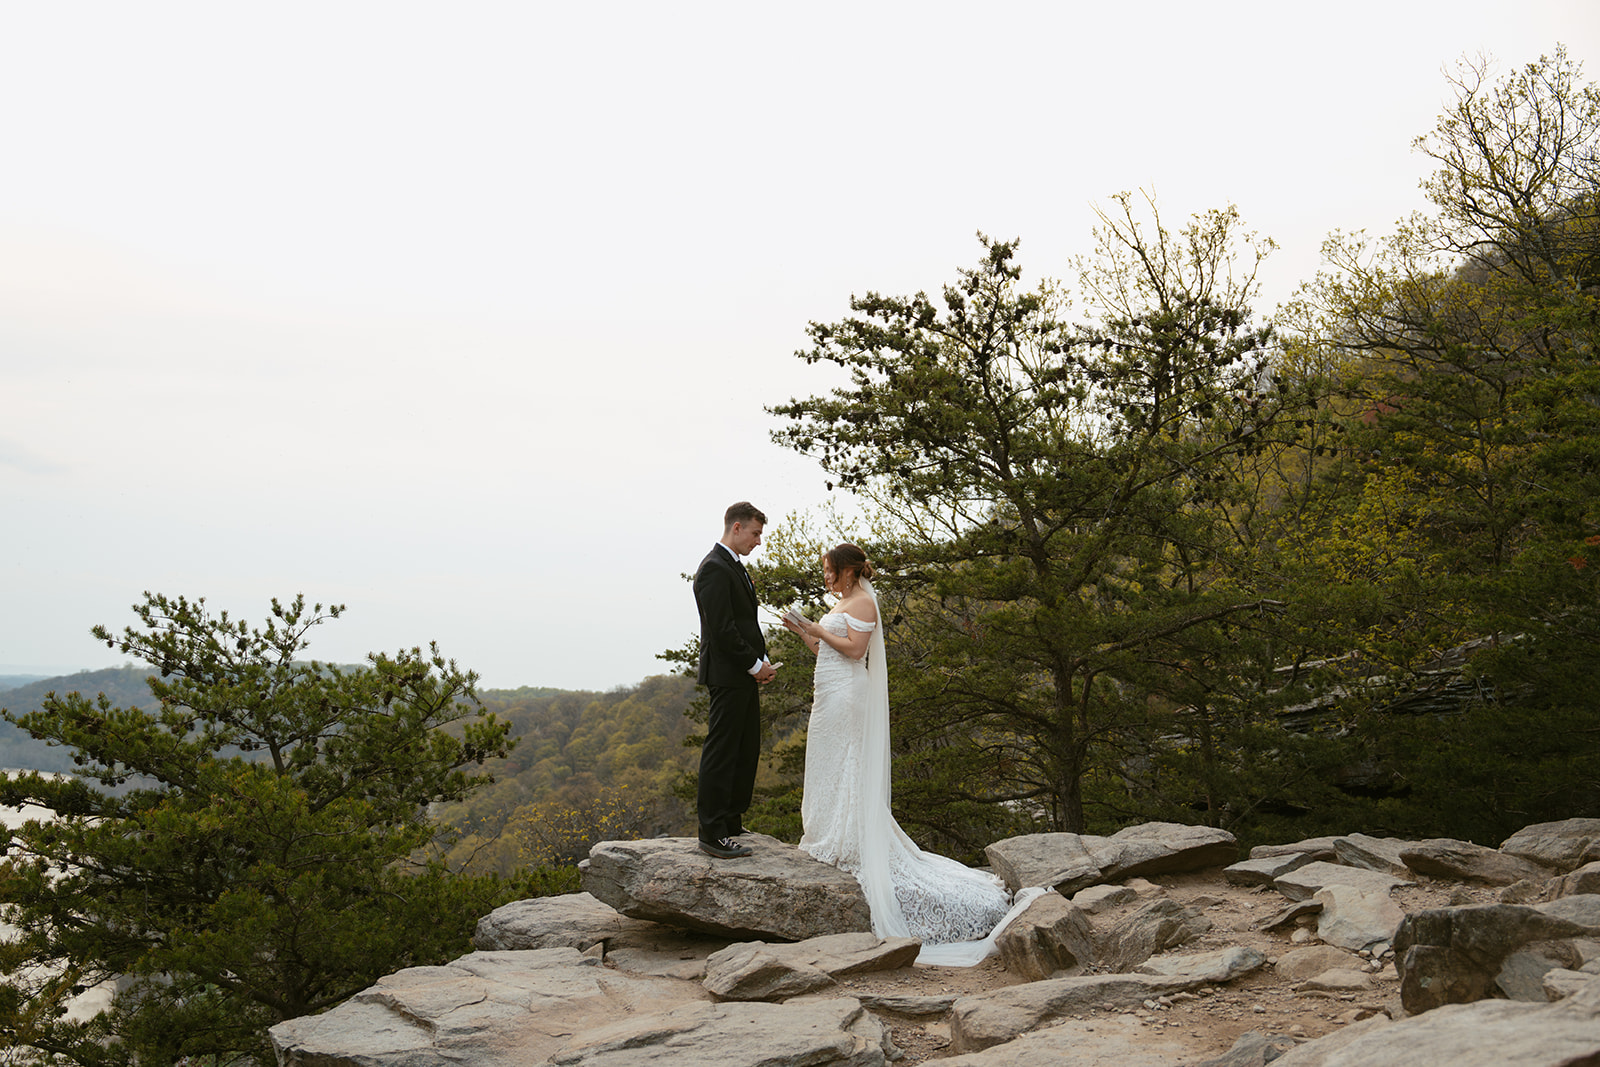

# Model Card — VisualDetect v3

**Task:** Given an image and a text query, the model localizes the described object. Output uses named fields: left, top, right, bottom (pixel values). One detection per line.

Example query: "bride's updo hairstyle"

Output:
left=824, top=542, right=874, bottom=590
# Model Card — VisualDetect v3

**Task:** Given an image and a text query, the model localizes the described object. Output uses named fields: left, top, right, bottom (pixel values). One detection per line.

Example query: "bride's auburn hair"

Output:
left=824, top=542, right=874, bottom=586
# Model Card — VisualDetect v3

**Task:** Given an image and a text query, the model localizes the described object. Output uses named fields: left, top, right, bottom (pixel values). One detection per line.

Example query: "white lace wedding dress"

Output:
left=797, top=584, right=1018, bottom=963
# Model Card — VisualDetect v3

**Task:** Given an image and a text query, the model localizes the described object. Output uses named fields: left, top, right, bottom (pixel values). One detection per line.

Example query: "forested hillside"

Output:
left=432, top=674, right=710, bottom=875
left=0, top=667, right=158, bottom=772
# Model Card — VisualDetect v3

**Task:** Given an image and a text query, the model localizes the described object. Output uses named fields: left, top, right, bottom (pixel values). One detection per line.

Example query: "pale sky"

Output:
left=2, top=2, right=1595, bottom=690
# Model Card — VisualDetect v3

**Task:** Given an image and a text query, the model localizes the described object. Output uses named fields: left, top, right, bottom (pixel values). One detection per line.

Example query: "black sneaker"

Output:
left=698, top=837, right=753, bottom=859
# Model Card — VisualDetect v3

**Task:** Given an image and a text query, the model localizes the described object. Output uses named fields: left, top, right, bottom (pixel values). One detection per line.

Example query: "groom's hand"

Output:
left=755, top=662, right=778, bottom=684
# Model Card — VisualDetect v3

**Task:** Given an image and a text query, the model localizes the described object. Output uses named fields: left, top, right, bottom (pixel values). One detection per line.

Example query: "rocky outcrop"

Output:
left=985, top=822, right=1238, bottom=894
left=270, top=819, right=1600, bottom=1067
left=579, top=833, right=872, bottom=940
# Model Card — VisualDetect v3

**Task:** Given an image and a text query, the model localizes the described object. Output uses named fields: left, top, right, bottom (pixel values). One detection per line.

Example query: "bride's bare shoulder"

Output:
left=843, top=594, right=878, bottom=623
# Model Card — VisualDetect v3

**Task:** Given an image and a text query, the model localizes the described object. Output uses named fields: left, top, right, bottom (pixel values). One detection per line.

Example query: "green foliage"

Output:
left=432, top=674, right=707, bottom=874
left=0, top=594, right=530, bottom=1067
left=770, top=217, right=1334, bottom=835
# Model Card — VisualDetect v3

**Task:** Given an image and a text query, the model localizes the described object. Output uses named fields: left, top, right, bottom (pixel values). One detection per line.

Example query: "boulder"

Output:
left=1274, top=861, right=1411, bottom=902
left=946, top=972, right=1208, bottom=1053
left=702, top=933, right=920, bottom=1000
left=1315, top=882, right=1405, bottom=951
left=984, top=832, right=1102, bottom=892
left=472, top=892, right=667, bottom=952
left=1548, top=860, right=1600, bottom=899
left=1134, top=945, right=1267, bottom=982
left=1332, top=833, right=1417, bottom=877
left=1392, top=902, right=1600, bottom=1014
left=267, top=948, right=709, bottom=1067
left=1095, top=897, right=1212, bottom=973
left=1268, top=978, right=1600, bottom=1066
left=542, top=996, right=897, bottom=1066
left=984, top=822, right=1237, bottom=894
left=1399, top=838, right=1555, bottom=886
left=1275, top=944, right=1364, bottom=983
left=1499, top=818, right=1600, bottom=874
left=1224, top=852, right=1317, bottom=886
left=994, top=892, right=1093, bottom=981
left=580, top=835, right=872, bottom=940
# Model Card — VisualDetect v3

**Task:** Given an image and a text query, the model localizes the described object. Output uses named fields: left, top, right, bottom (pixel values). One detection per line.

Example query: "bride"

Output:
left=783, top=543, right=1015, bottom=961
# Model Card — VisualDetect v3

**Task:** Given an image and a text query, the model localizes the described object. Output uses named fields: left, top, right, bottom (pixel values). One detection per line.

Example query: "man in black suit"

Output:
left=693, top=501, right=776, bottom=859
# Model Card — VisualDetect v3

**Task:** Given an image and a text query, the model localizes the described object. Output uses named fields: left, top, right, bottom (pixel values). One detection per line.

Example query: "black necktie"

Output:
left=735, top=558, right=755, bottom=594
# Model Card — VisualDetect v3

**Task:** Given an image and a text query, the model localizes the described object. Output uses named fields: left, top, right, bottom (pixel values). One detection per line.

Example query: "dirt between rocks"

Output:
left=813, top=868, right=1489, bottom=1065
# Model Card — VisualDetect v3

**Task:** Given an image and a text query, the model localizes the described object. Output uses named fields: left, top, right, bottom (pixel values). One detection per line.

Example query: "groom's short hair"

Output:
left=724, top=501, right=766, bottom=529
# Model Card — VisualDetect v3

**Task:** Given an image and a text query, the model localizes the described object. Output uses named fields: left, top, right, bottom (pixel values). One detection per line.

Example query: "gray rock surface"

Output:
left=1543, top=967, right=1596, bottom=1000
left=1275, top=945, right=1364, bottom=983
left=1314, top=883, right=1404, bottom=951
left=580, top=834, right=872, bottom=940
left=1296, top=968, right=1373, bottom=993
left=1224, top=853, right=1316, bottom=886
left=1194, top=1031, right=1302, bottom=1067
left=994, top=892, right=1093, bottom=981
left=1547, top=860, right=1600, bottom=899
left=268, top=948, right=709, bottom=1067
left=1331, top=834, right=1416, bottom=877
left=1134, top=945, right=1267, bottom=982
left=472, top=891, right=668, bottom=951
left=702, top=933, right=920, bottom=1000
left=1399, top=838, right=1555, bottom=886
left=984, top=822, right=1237, bottom=895
left=1249, top=836, right=1341, bottom=861
left=937, top=1015, right=1192, bottom=1065
left=1070, top=883, right=1137, bottom=913
left=545, top=996, right=896, bottom=1066
left=1096, top=897, right=1212, bottom=973
left=1274, top=861, right=1411, bottom=902
left=1393, top=902, right=1600, bottom=1014
left=946, top=972, right=1208, bottom=1053
left=1269, top=978, right=1600, bottom=1066
left=1499, top=818, right=1600, bottom=874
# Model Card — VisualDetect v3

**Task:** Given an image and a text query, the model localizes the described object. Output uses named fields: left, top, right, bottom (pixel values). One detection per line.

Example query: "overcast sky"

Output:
left=1, top=2, right=1595, bottom=691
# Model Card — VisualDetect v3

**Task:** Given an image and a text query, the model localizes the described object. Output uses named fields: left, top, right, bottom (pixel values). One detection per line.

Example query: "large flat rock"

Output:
left=268, top=948, right=709, bottom=1067
left=581, top=834, right=873, bottom=940
left=1500, top=818, right=1600, bottom=874
left=947, top=972, right=1207, bottom=1053
left=1270, top=978, right=1600, bottom=1066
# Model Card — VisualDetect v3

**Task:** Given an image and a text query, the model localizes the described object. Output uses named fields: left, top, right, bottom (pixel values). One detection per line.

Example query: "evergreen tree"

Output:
left=0, top=594, right=522, bottom=1066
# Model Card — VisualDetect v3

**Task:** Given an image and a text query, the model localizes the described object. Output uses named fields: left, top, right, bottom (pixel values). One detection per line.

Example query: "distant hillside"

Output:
left=0, top=666, right=160, bottom=774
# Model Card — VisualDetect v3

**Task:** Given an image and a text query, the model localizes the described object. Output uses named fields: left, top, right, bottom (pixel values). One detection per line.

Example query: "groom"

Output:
left=693, top=501, right=776, bottom=859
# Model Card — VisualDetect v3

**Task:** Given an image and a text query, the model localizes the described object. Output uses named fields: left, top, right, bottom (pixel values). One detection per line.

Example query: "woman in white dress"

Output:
left=782, top=543, right=1015, bottom=960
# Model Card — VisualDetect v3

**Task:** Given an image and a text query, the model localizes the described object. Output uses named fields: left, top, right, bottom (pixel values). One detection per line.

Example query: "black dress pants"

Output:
left=697, top=681, right=760, bottom=842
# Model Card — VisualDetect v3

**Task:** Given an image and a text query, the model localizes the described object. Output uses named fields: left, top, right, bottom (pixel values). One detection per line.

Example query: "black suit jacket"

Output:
left=694, top=545, right=768, bottom=688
